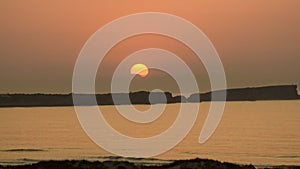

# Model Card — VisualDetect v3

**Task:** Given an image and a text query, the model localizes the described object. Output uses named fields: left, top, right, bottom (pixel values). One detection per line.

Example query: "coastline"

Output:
left=1, top=85, right=299, bottom=107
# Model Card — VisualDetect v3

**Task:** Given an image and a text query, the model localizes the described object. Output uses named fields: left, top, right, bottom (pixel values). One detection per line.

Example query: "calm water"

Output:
left=0, top=101, right=299, bottom=166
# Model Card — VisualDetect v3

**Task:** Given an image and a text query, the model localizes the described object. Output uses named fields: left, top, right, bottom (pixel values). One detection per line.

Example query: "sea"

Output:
left=0, top=101, right=299, bottom=167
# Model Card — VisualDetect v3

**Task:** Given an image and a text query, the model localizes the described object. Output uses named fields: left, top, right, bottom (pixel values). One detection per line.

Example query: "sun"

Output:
left=130, top=63, right=149, bottom=78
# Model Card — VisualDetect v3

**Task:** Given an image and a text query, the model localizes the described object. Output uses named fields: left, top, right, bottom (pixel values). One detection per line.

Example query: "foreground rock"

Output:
left=1, top=158, right=299, bottom=169
left=0, top=158, right=256, bottom=169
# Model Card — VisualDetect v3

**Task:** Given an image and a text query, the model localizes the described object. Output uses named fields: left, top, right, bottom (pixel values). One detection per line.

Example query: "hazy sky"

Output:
left=1, top=1, right=299, bottom=94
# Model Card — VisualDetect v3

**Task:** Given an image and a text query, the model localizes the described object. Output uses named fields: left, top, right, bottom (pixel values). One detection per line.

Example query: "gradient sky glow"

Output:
left=1, top=1, right=299, bottom=94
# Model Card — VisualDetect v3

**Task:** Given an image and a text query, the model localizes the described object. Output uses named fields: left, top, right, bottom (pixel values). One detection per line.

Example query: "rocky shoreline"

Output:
left=0, top=158, right=299, bottom=169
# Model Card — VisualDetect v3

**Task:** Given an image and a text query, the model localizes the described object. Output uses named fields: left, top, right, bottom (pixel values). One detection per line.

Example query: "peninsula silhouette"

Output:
left=0, top=85, right=299, bottom=107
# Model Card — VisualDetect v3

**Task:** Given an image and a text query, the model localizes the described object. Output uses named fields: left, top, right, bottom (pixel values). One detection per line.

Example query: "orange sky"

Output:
left=1, top=1, right=299, bottom=93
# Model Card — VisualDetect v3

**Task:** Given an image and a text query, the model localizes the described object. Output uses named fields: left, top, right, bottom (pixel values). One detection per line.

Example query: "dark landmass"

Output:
left=188, top=85, right=300, bottom=102
left=0, top=85, right=299, bottom=107
left=1, top=158, right=299, bottom=169
left=0, top=158, right=257, bottom=169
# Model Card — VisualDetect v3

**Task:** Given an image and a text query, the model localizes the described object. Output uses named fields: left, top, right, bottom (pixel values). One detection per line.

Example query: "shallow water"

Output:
left=0, top=101, right=299, bottom=166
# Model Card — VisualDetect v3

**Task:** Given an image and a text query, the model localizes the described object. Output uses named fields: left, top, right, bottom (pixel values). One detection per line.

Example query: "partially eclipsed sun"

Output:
left=130, top=63, right=149, bottom=78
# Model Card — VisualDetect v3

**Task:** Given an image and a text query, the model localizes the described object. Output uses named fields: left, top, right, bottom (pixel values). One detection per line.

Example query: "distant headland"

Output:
left=0, top=85, right=299, bottom=107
